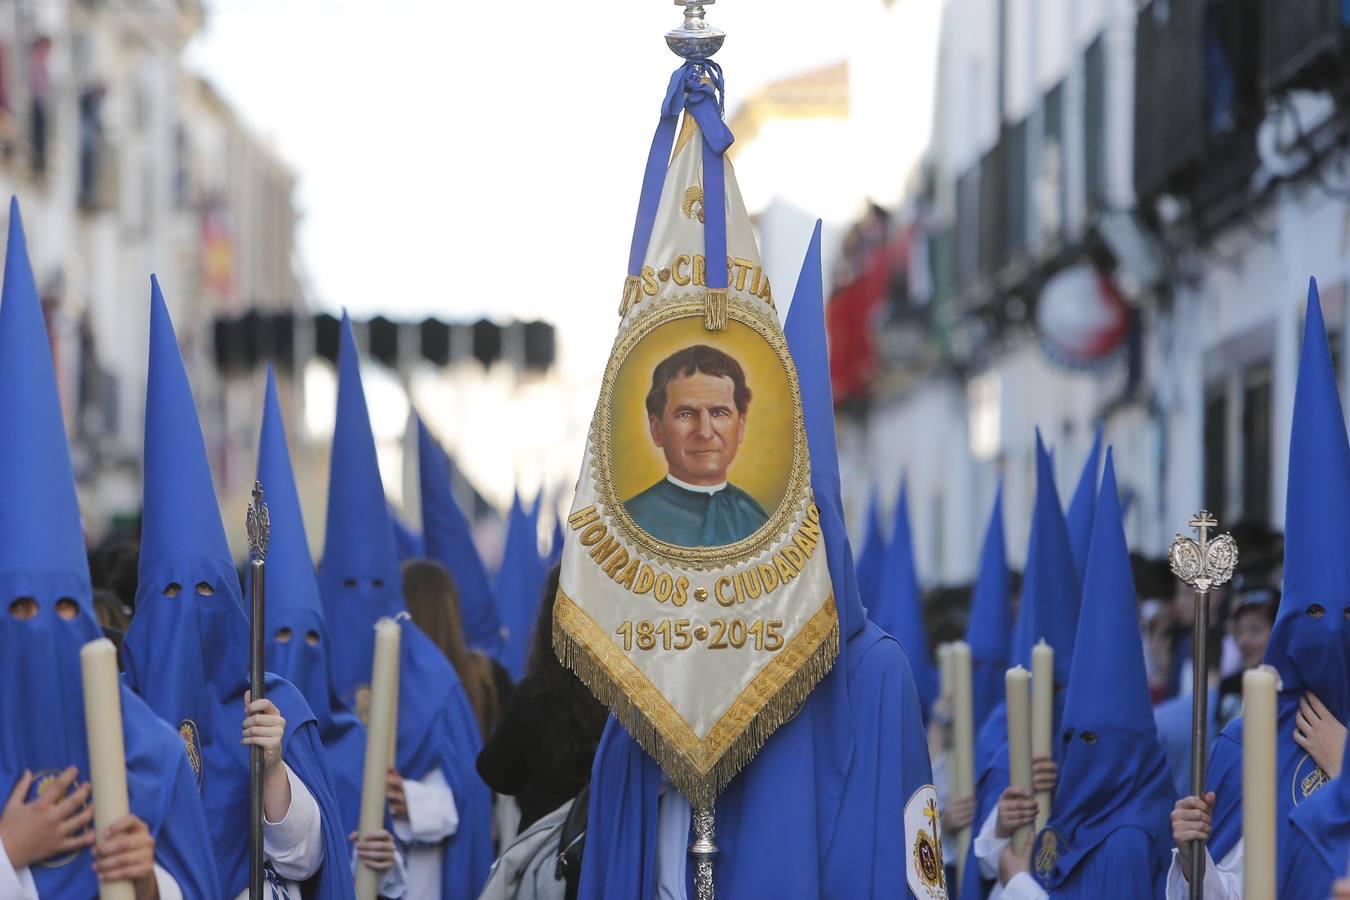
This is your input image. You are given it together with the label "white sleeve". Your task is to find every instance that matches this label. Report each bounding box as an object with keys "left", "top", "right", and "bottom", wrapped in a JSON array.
[
  {"left": 152, "top": 862, "right": 183, "bottom": 900},
  {"left": 1002, "top": 872, "right": 1049, "bottom": 900},
  {"left": 348, "top": 840, "right": 408, "bottom": 898},
  {"left": 1164, "top": 839, "right": 1243, "bottom": 900},
  {"left": 974, "top": 806, "right": 1009, "bottom": 880},
  {"left": 263, "top": 763, "right": 326, "bottom": 881},
  {"left": 391, "top": 768, "right": 458, "bottom": 844},
  {"left": 0, "top": 836, "right": 35, "bottom": 900}
]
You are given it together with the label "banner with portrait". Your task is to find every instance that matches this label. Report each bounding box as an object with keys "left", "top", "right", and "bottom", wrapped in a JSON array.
[{"left": 555, "top": 63, "right": 837, "bottom": 807}]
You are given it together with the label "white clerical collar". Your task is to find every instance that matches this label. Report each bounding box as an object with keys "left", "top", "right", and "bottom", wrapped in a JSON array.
[{"left": 667, "top": 474, "right": 726, "bottom": 495}]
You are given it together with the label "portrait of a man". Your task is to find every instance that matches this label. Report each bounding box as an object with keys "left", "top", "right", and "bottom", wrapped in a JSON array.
[{"left": 624, "top": 344, "right": 769, "bottom": 546}]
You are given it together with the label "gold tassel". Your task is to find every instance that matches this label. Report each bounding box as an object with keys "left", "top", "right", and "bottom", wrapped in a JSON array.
[
  {"left": 554, "top": 597, "right": 840, "bottom": 807},
  {"left": 618, "top": 275, "right": 643, "bottom": 318},
  {"left": 703, "top": 288, "right": 729, "bottom": 332}
]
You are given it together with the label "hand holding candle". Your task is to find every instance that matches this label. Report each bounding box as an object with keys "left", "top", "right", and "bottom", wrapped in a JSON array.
[
  {"left": 1005, "top": 666, "right": 1034, "bottom": 853},
  {"left": 81, "top": 638, "right": 135, "bottom": 900},
  {"left": 1031, "top": 639, "right": 1054, "bottom": 831},
  {"left": 356, "top": 618, "right": 401, "bottom": 900}
]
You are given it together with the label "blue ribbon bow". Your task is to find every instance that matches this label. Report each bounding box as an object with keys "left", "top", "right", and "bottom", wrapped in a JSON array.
[{"left": 626, "top": 60, "right": 734, "bottom": 292}]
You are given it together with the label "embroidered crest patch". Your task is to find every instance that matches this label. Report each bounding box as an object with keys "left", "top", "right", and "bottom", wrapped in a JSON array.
[
  {"left": 178, "top": 719, "right": 203, "bottom": 790},
  {"left": 904, "top": 785, "right": 949, "bottom": 899}
]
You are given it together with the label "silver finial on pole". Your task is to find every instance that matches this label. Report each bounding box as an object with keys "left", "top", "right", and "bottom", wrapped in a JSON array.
[{"left": 666, "top": 0, "right": 725, "bottom": 60}]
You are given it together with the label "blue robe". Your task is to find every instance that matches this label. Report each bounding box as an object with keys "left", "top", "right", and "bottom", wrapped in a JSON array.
[
  {"left": 578, "top": 622, "right": 934, "bottom": 899},
  {"left": 1279, "top": 770, "right": 1350, "bottom": 900},
  {"left": 624, "top": 478, "right": 767, "bottom": 547}
]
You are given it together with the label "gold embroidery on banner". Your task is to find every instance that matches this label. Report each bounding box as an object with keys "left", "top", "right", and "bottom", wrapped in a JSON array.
[
  {"left": 682, "top": 187, "right": 705, "bottom": 223},
  {"left": 590, "top": 298, "right": 812, "bottom": 571},
  {"left": 553, "top": 588, "right": 838, "bottom": 806},
  {"left": 673, "top": 110, "right": 699, "bottom": 159}
]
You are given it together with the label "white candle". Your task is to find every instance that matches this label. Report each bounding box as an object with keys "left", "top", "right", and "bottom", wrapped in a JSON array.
[
  {"left": 80, "top": 638, "right": 134, "bottom": 900},
  {"left": 387, "top": 632, "right": 400, "bottom": 772},
  {"left": 1243, "top": 666, "right": 1278, "bottom": 900},
  {"left": 949, "top": 641, "right": 974, "bottom": 887},
  {"left": 1031, "top": 639, "right": 1054, "bottom": 832},
  {"left": 938, "top": 642, "right": 955, "bottom": 711},
  {"left": 1006, "top": 666, "right": 1034, "bottom": 853},
  {"left": 356, "top": 618, "right": 401, "bottom": 900}
]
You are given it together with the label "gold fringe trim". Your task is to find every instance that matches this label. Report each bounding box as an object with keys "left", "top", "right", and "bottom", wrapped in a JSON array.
[
  {"left": 703, "top": 288, "right": 729, "bottom": 331},
  {"left": 553, "top": 589, "right": 839, "bottom": 807},
  {"left": 618, "top": 275, "right": 643, "bottom": 317}
]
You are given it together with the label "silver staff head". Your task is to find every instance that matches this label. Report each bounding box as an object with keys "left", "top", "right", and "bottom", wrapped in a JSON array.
[{"left": 666, "top": 0, "right": 725, "bottom": 60}]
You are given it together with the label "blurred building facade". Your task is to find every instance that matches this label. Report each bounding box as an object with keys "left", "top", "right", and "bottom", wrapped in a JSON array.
[
  {"left": 0, "top": 0, "right": 307, "bottom": 544},
  {"left": 821, "top": 0, "right": 1350, "bottom": 585}
]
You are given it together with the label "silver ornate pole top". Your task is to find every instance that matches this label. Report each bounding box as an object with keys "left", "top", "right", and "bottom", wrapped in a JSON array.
[{"left": 666, "top": 0, "right": 725, "bottom": 60}]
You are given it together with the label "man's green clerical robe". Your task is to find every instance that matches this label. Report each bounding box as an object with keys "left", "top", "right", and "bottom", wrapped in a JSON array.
[{"left": 625, "top": 477, "right": 768, "bottom": 547}]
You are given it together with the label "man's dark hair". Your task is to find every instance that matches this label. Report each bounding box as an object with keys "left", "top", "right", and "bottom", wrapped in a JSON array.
[{"left": 645, "top": 344, "right": 752, "bottom": 419}]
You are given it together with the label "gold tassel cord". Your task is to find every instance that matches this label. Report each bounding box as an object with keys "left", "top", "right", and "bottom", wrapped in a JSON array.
[
  {"left": 554, "top": 590, "right": 840, "bottom": 807},
  {"left": 619, "top": 275, "right": 644, "bottom": 318},
  {"left": 703, "top": 288, "right": 729, "bottom": 332}
]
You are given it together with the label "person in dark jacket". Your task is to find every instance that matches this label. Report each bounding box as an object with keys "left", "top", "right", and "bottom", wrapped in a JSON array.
[{"left": 477, "top": 565, "right": 607, "bottom": 831}]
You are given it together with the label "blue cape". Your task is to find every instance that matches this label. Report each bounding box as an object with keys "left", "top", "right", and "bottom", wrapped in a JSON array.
[
  {"left": 317, "top": 314, "right": 493, "bottom": 896},
  {"left": 494, "top": 491, "right": 547, "bottom": 679},
  {"left": 965, "top": 483, "right": 1009, "bottom": 732},
  {"left": 1279, "top": 720, "right": 1350, "bottom": 898},
  {"left": 417, "top": 415, "right": 505, "bottom": 658},
  {"left": 854, "top": 491, "right": 885, "bottom": 613},
  {"left": 579, "top": 220, "right": 934, "bottom": 898},
  {"left": 124, "top": 279, "right": 352, "bottom": 898},
  {"left": 1031, "top": 452, "right": 1173, "bottom": 896},
  {"left": 1209, "top": 279, "right": 1350, "bottom": 863},
  {"left": 870, "top": 482, "right": 937, "bottom": 718},
  {"left": 256, "top": 366, "right": 368, "bottom": 832},
  {"left": 0, "top": 199, "right": 220, "bottom": 899}
]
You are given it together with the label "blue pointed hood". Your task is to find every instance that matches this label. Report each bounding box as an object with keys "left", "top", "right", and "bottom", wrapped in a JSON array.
[
  {"left": 417, "top": 414, "right": 504, "bottom": 658},
  {"left": 1034, "top": 449, "right": 1173, "bottom": 891},
  {"left": 1264, "top": 277, "right": 1350, "bottom": 720},
  {"left": 1009, "top": 430, "right": 1082, "bottom": 681},
  {"left": 494, "top": 490, "right": 545, "bottom": 679},
  {"left": 0, "top": 195, "right": 104, "bottom": 790},
  {"left": 0, "top": 202, "right": 225, "bottom": 899},
  {"left": 854, "top": 490, "right": 886, "bottom": 613},
  {"left": 965, "top": 482, "right": 1010, "bottom": 730},
  {"left": 871, "top": 481, "right": 938, "bottom": 714},
  {"left": 1065, "top": 427, "right": 1102, "bottom": 582},
  {"left": 318, "top": 312, "right": 407, "bottom": 692},
  {"left": 255, "top": 366, "right": 368, "bottom": 830}
]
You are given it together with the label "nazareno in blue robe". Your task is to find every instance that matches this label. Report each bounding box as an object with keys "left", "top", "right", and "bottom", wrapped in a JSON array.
[
  {"left": 1278, "top": 715, "right": 1350, "bottom": 899},
  {"left": 318, "top": 312, "right": 494, "bottom": 897},
  {"left": 578, "top": 221, "right": 936, "bottom": 898},
  {"left": 123, "top": 278, "right": 354, "bottom": 899},
  {"left": 1206, "top": 280, "right": 1350, "bottom": 871},
  {"left": 0, "top": 200, "right": 221, "bottom": 898},
  {"left": 1028, "top": 453, "right": 1174, "bottom": 898},
  {"left": 961, "top": 433, "right": 1080, "bottom": 900},
  {"left": 624, "top": 478, "right": 768, "bottom": 547}
]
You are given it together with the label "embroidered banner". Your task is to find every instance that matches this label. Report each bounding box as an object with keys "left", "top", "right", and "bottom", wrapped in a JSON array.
[{"left": 555, "top": 62, "right": 837, "bottom": 806}]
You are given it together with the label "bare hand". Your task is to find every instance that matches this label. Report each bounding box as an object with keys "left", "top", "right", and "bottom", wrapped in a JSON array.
[
  {"left": 349, "top": 829, "right": 397, "bottom": 872},
  {"left": 93, "top": 814, "right": 158, "bottom": 900},
  {"left": 998, "top": 839, "right": 1032, "bottom": 885},
  {"left": 995, "top": 787, "right": 1038, "bottom": 839},
  {"left": 944, "top": 795, "right": 975, "bottom": 832},
  {"left": 1171, "top": 792, "right": 1214, "bottom": 878},
  {"left": 1332, "top": 876, "right": 1350, "bottom": 899},
  {"left": 1031, "top": 756, "right": 1058, "bottom": 795},
  {"left": 1295, "top": 692, "right": 1347, "bottom": 778},
  {"left": 242, "top": 691, "right": 286, "bottom": 773},
  {"left": 386, "top": 769, "right": 407, "bottom": 820},
  {"left": 0, "top": 768, "right": 95, "bottom": 868}
]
